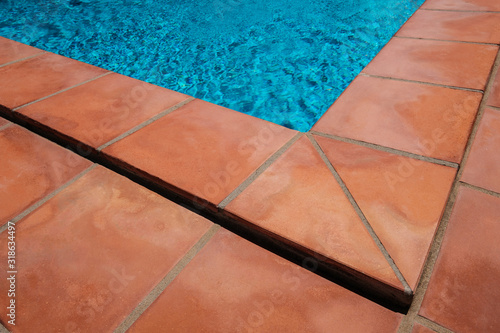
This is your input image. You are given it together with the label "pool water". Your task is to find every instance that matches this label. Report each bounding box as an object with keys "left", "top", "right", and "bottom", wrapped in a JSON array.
[{"left": 0, "top": 0, "right": 424, "bottom": 131}]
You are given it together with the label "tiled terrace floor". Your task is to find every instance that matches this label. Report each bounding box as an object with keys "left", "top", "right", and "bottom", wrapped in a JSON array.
[{"left": 0, "top": 0, "right": 500, "bottom": 331}]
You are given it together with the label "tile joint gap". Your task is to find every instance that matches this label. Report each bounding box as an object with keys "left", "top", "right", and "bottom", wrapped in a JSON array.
[
  {"left": 489, "top": 105, "right": 500, "bottom": 112},
  {"left": 0, "top": 122, "right": 13, "bottom": 132},
  {"left": 0, "top": 51, "right": 47, "bottom": 69},
  {"left": 459, "top": 181, "right": 500, "bottom": 198},
  {"left": 394, "top": 35, "right": 499, "bottom": 46},
  {"left": 415, "top": 315, "right": 454, "bottom": 333}
]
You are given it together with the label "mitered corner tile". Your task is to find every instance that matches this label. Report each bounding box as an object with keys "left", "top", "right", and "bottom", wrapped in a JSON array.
[
  {"left": 0, "top": 52, "right": 108, "bottom": 108},
  {"left": 102, "top": 99, "right": 297, "bottom": 205},
  {"left": 0, "top": 124, "right": 92, "bottom": 224},
  {"left": 315, "top": 136, "right": 456, "bottom": 289},
  {"left": 0, "top": 166, "right": 212, "bottom": 332},
  {"left": 129, "top": 229, "right": 403, "bottom": 332},
  {"left": 18, "top": 73, "right": 189, "bottom": 148},
  {"left": 420, "top": 186, "right": 500, "bottom": 332},
  {"left": 0, "top": 37, "right": 43, "bottom": 66},
  {"left": 362, "top": 38, "right": 497, "bottom": 90},
  {"left": 422, "top": 0, "right": 500, "bottom": 11},
  {"left": 488, "top": 69, "right": 500, "bottom": 108}
]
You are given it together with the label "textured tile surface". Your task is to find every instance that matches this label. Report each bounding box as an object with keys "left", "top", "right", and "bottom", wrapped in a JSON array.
[
  {"left": 103, "top": 99, "right": 296, "bottom": 205},
  {"left": 0, "top": 125, "right": 91, "bottom": 224},
  {"left": 397, "top": 10, "right": 500, "bottom": 44},
  {"left": 0, "top": 52, "right": 107, "bottom": 108},
  {"left": 129, "top": 229, "right": 403, "bottom": 333},
  {"left": 488, "top": 69, "right": 500, "bottom": 108},
  {"left": 362, "top": 38, "right": 498, "bottom": 90},
  {"left": 0, "top": 36, "right": 43, "bottom": 66},
  {"left": 19, "top": 73, "right": 189, "bottom": 148},
  {"left": 0, "top": 166, "right": 212, "bottom": 332},
  {"left": 421, "top": 0, "right": 500, "bottom": 11},
  {"left": 461, "top": 108, "right": 500, "bottom": 194},
  {"left": 420, "top": 187, "right": 500, "bottom": 332},
  {"left": 226, "top": 136, "right": 402, "bottom": 289},
  {"left": 315, "top": 136, "right": 456, "bottom": 289},
  {"left": 313, "top": 76, "right": 481, "bottom": 163}
]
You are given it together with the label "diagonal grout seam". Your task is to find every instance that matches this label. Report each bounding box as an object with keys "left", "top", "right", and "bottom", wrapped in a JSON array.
[
  {"left": 395, "top": 35, "right": 499, "bottom": 46},
  {"left": 489, "top": 105, "right": 500, "bottom": 112},
  {"left": 113, "top": 224, "right": 221, "bottom": 333},
  {"left": 0, "top": 51, "right": 47, "bottom": 69},
  {"left": 459, "top": 181, "right": 500, "bottom": 199},
  {"left": 307, "top": 133, "right": 412, "bottom": 294},
  {"left": 12, "top": 71, "right": 112, "bottom": 111},
  {"left": 0, "top": 122, "right": 13, "bottom": 132},
  {"left": 97, "top": 97, "right": 196, "bottom": 151},
  {"left": 309, "top": 130, "right": 458, "bottom": 168},
  {"left": 420, "top": 8, "right": 500, "bottom": 14},
  {"left": 218, "top": 132, "right": 303, "bottom": 209},
  {"left": 414, "top": 315, "right": 454, "bottom": 333},
  {"left": 0, "top": 164, "right": 96, "bottom": 233},
  {"left": 0, "top": 322, "right": 9, "bottom": 333}
]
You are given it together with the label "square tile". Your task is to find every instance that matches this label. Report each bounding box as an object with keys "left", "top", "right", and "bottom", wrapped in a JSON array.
[
  {"left": 397, "top": 10, "right": 500, "bottom": 44},
  {"left": 422, "top": 0, "right": 500, "bottom": 11},
  {"left": 420, "top": 186, "right": 500, "bottom": 332},
  {"left": 225, "top": 136, "right": 402, "bottom": 290},
  {"left": 362, "top": 38, "right": 498, "bottom": 90},
  {"left": 0, "top": 166, "right": 213, "bottom": 332},
  {"left": 0, "top": 52, "right": 108, "bottom": 108},
  {"left": 0, "top": 124, "right": 91, "bottom": 224},
  {"left": 102, "top": 99, "right": 296, "bottom": 205},
  {"left": 128, "top": 229, "right": 402, "bottom": 332},
  {"left": 18, "top": 73, "right": 189, "bottom": 148},
  {"left": 0, "top": 37, "right": 43, "bottom": 66},
  {"left": 488, "top": 68, "right": 500, "bottom": 108},
  {"left": 313, "top": 76, "right": 481, "bottom": 163},
  {"left": 461, "top": 108, "right": 500, "bottom": 194}
]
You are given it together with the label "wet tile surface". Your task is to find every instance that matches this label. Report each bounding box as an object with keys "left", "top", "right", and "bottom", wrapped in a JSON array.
[
  {"left": 315, "top": 136, "right": 456, "bottom": 289},
  {"left": 420, "top": 187, "right": 500, "bottom": 332},
  {"left": 103, "top": 99, "right": 296, "bottom": 205},
  {"left": 19, "top": 73, "right": 189, "bottom": 148},
  {"left": 313, "top": 76, "right": 481, "bottom": 163},
  {"left": 362, "top": 38, "right": 498, "bottom": 90},
  {"left": 0, "top": 124, "right": 91, "bottom": 224},
  {"left": 488, "top": 69, "right": 500, "bottom": 108},
  {"left": 225, "top": 136, "right": 402, "bottom": 289},
  {"left": 128, "top": 229, "right": 402, "bottom": 333},
  {"left": 0, "top": 166, "right": 212, "bottom": 332},
  {"left": 421, "top": 0, "right": 500, "bottom": 11},
  {"left": 461, "top": 108, "right": 500, "bottom": 194},
  {"left": 397, "top": 10, "right": 500, "bottom": 44},
  {"left": 0, "top": 36, "right": 43, "bottom": 66},
  {"left": 0, "top": 52, "right": 107, "bottom": 108}
]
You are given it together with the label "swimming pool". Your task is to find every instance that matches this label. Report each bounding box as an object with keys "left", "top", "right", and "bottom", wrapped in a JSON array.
[{"left": 0, "top": 0, "right": 424, "bottom": 131}]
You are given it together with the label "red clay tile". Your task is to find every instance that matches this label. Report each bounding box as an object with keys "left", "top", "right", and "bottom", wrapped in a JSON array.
[
  {"left": 0, "top": 117, "right": 8, "bottom": 127},
  {"left": 0, "top": 125, "right": 91, "bottom": 224},
  {"left": 313, "top": 76, "right": 481, "bottom": 163},
  {"left": 0, "top": 52, "right": 108, "bottom": 108},
  {"left": 488, "top": 69, "right": 500, "bottom": 108},
  {"left": 129, "top": 229, "right": 402, "bottom": 333},
  {"left": 225, "top": 136, "right": 402, "bottom": 289},
  {"left": 420, "top": 186, "right": 500, "bottom": 332},
  {"left": 0, "top": 37, "right": 43, "bottom": 66},
  {"left": 103, "top": 99, "right": 296, "bottom": 205},
  {"left": 362, "top": 38, "right": 498, "bottom": 90},
  {"left": 412, "top": 323, "right": 436, "bottom": 333},
  {"left": 18, "top": 73, "right": 189, "bottom": 148},
  {"left": 315, "top": 136, "right": 456, "bottom": 289},
  {"left": 0, "top": 166, "right": 212, "bottom": 332},
  {"left": 422, "top": 0, "right": 500, "bottom": 11},
  {"left": 397, "top": 10, "right": 500, "bottom": 44},
  {"left": 461, "top": 108, "right": 500, "bottom": 193}
]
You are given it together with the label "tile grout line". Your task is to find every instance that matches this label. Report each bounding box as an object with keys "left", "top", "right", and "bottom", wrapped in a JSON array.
[
  {"left": 414, "top": 315, "right": 454, "bottom": 333},
  {"left": 307, "top": 133, "right": 412, "bottom": 294},
  {"left": 113, "top": 224, "right": 221, "bottom": 333},
  {"left": 398, "top": 40, "right": 500, "bottom": 333},
  {"left": 310, "top": 130, "right": 458, "bottom": 169},
  {"left": 421, "top": 8, "right": 500, "bottom": 14},
  {"left": 459, "top": 181, "right": 500, "bottom": 199},
  {"left": 97, "top": 96, "right": 196, "bottom": 151},
  {"left": 0, "top": 51, "right": 47, "bottom": 69},
  {"left": 359, "top": 72, "right": 485, "bottom": 93},
  {"left": 395, "top": 35, "right": 499, "bottom": 46},
  {"left": 12, "top": 71, "right": 112, "bottom": 111},
  {"left": 218, "top": 132, "right": 303, "bottom": 209},
  {"left": 0, "top": 323, "right": 9, "bottom": 333},
  {"left": 489, "top": 105, "right": 500, "bottom": 111},
  {"left": 0, "top": 122, "right": 13, "bottom": 132},
  {"left": 0, "top": 164, "right": 96, "bottom": 233}
]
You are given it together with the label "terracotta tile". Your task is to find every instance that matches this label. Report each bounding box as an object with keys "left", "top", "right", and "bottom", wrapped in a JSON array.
[
  {"left": 18, "top": 73, "right": 189, "bottom": 148},
  {"left": 313, "top": 76, "right": 481, "bottom": 163},
  {"left": 0, "top": 117, "right": 8, "bottom": 127},
  {"left": 420, "top": 187, "right": 500, "bottom": 332},
  {"left": 0, "top": 37, "right": 43, "bottom": 66},
  {"left": 412, "top": 323, "right": 436, "bottom": 333},
  {"left": 103, "top": 99, "right": 296, "bottom": 205},
  {"left": 0, "top": 125, "right": 91, "bottom": 224},
  {"left": 397, "top": 10, "right": 500, "bottom": 44},
  {"left": 0, "top": 166, "right": 212, "bottom": 332},
  {"left": 462, "top": 108, "right": 500, "bottom": 193},
  {"left": 362, "top": 38, "right": 498, "bottom": 90},
  {"left": 129, "top": 229, "right": 402, "bottom": 333},
  {"left": 422, "top": 0, "right": 500, "bottom": 11},
  {"left": 0, "top": 52, "right": 108, "bottom": 108},
  {"left": 225, "top": 136, "right": 402, "bottom": 289},
  {"left": 488, "top": 69, "right": 500, "bottom": 108},
  {"left": 315, "top": 136, "right": 456, "bottom": 289}
]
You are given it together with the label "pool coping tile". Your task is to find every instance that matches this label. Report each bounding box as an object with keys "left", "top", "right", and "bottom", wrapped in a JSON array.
[
  {"left": 421, "top": 0, "right": 500, "bottom": 12},
  {"left": 0, "top": 36, "right": 45, "bottom": 67}
]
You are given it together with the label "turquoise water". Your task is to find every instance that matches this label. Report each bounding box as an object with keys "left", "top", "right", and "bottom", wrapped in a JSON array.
[{"left": 0, "top": 0, "right": 424, "bottom": 131}]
